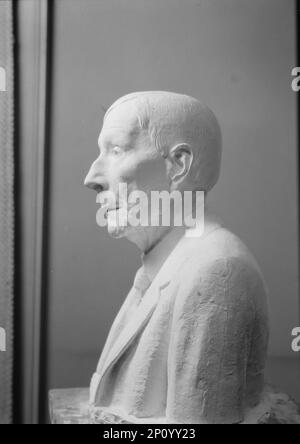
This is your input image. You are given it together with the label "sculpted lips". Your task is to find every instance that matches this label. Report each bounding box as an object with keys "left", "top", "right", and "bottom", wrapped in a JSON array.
[
  {"left": 106, "top": 207, "right": 120, "bottom": 213},
  {"left": 96, "top": 194, "right": 120, "bottom": 213},
  {"left": 101, "top": 206, "right": 121, "bottom": 220}
]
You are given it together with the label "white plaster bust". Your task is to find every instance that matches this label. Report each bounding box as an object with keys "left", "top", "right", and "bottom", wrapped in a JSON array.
[{"left": 84, "top": 91, "right": 269, "bottom": 424}]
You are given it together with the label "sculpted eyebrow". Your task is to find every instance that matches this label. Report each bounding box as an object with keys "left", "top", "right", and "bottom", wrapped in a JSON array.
[{"left": 99, "top": 125, "right": 140, "bottom": 149}]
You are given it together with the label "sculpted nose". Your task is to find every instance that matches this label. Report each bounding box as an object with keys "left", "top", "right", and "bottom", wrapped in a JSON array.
[{"left": 84, "top": 160, "right": 108, "bottom": 192}]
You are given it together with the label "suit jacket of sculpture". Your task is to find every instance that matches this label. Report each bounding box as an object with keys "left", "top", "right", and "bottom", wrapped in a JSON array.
[{"left": 90, "top": 221, "right": 269, "bottom": 424}]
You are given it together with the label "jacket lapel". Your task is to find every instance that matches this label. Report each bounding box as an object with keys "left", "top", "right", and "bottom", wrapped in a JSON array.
[
  {"left": 97, "top": 279, "right": 163, "bottom": 381},
  {"left": 95, "top": 283, "right": 141, "bottom": 375},
  {"left": 95, "top": 230, "right": 194, "bottom": 385}
]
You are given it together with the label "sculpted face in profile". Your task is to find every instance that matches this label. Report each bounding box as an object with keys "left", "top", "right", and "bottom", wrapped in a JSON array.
[
  {"left": 84, "top": 92, "right": 269, "bottom": 424},
  {"left": 85, "top": 92, "right": 221, "bottom": 248}
]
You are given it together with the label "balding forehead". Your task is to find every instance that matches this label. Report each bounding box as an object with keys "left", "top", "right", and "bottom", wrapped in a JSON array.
[
  {"left": 104, "top": 99, "right": 140, "bottom": 127},
  {"left": 102, "top": 91, "right": 222, "bottom": 149},
  {"left": 106, "top": 91, "right": 198, "bottom": 115},
  {"left": 104, "top": 91, "right": 165, "bottom": 118},
  {"left": 100, "top": 100, "right": 142, "bottom": 146}
]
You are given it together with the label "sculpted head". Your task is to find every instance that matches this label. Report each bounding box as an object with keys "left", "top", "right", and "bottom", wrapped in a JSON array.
[{"left": 84, "top": 91, "right": 222, "bottom": 250}]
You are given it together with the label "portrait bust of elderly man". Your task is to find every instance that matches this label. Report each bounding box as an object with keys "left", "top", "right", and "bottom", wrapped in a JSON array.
[{"left": 84, "top": 91, "right": 269, "bottom": 424}]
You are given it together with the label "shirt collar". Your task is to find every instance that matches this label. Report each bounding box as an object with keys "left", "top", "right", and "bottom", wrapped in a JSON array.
[{"left": 141, "top": 226, "right": 185, "bottom": 283}]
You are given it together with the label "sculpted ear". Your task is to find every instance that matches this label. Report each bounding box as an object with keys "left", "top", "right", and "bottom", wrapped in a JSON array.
[{"left": 167, "top": 143, "right": 193, "bottom": 188}]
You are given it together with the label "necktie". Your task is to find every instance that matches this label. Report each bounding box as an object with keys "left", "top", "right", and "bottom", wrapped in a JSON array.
[
  {"left": 132, "top": 267, "right": 151, "bottom": 306},
  {"left": 96, "top": 267, "right": 151, "bottom": 373},
  {"left": 133, "top": 266, "right": 151, "bottom": 294}
]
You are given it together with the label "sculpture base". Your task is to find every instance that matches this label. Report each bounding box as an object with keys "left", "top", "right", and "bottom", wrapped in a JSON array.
[
  {"left": 49, "top": 385, "right": 300, "bottom": 424},
  {"left": 49, "top": 388, "right": 90, "bottom": 424}
]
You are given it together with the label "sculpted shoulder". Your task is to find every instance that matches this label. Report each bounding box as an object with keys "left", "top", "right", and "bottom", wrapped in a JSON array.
[
  {"left": 183, "top": 226, "right": 263, "bottom": 275},
  {"left": 175, "top": 226, "right": 268, "bottom": 310}
]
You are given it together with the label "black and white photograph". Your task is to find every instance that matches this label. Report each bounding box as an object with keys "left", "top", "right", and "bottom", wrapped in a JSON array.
[{"left": 0, "top": 0, "right": 299, "bottom": 427}]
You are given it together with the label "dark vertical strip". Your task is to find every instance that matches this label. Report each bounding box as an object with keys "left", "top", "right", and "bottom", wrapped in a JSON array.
[
  {"left": 11, "top": 0, "right": 52, "bottom": 423},
  {"left": 297, "top": 1, "right": 300, "bottom": 326},
  {"left": 12, "top": 0, "right": 21, "bottom": 425},
  {"left": 38, "top": 0, "right": 54, "bottom": 424}
]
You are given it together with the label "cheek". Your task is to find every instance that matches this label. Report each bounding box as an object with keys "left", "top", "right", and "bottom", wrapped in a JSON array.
[
  {"left": 104, "top": 160, "right": 132, "bottom": 188},
  {"left": 108, "top": 155, "right": 169, "bottom": 192},
  {"left": 133, "top": 157, "right": 169, "bottom": 192}
]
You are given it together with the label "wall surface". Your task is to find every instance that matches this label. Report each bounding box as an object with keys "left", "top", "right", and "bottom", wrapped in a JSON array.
[{"left": 46, "top": 0, "right": 299, "bottom": 410}]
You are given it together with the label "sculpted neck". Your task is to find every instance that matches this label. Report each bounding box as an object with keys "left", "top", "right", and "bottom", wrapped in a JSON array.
[{"left": 126, "top": 226, "right": 173, "bottom": 254}]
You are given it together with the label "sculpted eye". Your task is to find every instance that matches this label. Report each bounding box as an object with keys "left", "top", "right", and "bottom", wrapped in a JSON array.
[{"left": 112, "top": 146, "right": 123, "bottom": 156}]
